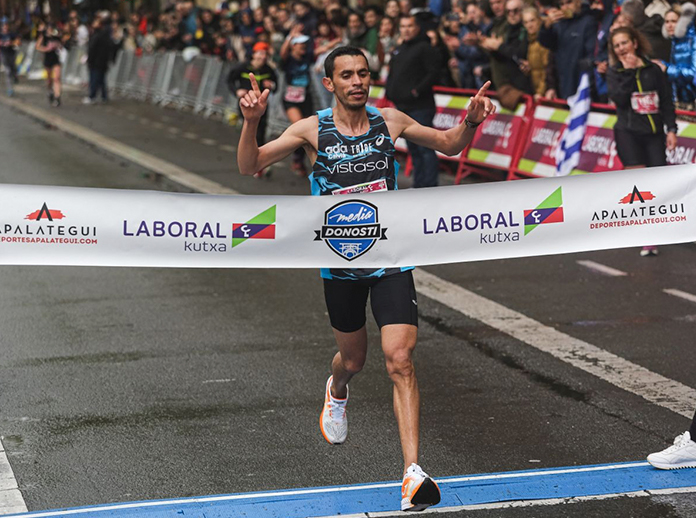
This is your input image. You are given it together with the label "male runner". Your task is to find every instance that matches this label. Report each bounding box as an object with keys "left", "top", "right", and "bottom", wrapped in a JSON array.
[{"left": 237, "top": 46, "right": 494, "bottom": 512}]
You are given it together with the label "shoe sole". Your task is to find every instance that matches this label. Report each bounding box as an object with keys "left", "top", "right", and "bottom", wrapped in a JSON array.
[
  {"left": 648, "top": 460, "right": 696, "bottom": 470},
  {"left": 402, "top": 478, "right": 441, "bottom": 512}
]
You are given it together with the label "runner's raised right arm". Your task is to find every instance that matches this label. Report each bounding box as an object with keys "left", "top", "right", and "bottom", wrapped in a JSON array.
[{"left": 237, "top": 73, "right": 316, "bottom": 175}]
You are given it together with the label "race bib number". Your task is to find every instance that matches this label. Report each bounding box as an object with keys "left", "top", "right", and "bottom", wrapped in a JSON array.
[
  {"left": 631, "top": 91, "right": 659, "bottom": 115},
  {"left": 332, "top": 179, "right": 388, "bottom": 195},
  {"left": 284, "top": 85, "right": 306, "bottom": 104}
]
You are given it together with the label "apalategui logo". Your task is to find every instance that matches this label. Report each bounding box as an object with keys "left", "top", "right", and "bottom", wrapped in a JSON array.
[
  {"left": 0, "top": 202, "right": 98, "bottom": 245},
  {"left": 590, "top": 186, "right": 686, "bottom": 229}
]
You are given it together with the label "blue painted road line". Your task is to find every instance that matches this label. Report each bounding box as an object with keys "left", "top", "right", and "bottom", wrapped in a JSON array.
[{"left": 8, "top": 461, "right": 696, "bottom": 518}]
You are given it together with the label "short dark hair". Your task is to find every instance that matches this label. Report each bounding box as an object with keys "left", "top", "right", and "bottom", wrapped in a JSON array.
[{"left": 324, "top": 46, "right": 368, "bottom": 78}]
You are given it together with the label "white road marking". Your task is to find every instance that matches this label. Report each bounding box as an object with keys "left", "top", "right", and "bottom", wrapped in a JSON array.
[
  {"left": 182, "top": 132, "right": 198, "bottom": 140},
  {"left": 139, "top": 118, "right": 149, "bottom": 125},
  {"left": 414, "top": 269, "right": 696, "bottom": 418},
  {"left": 219, "top": 145, "right": 236, "bottom": 153},
  {"left": 202, "top": 379, "right": 231, "bottom": 384},
  {"left": 0, "top": 97, "right": 238, "bottom": 195},
  {"left": 200, "top": 138, "right": 217, "bottom": 146},
  {"left": 0, "top": 442, "right": 27, "bottom": 514},
  {"left": 151, "top": 122, "right": 164, "bottom": 129},
  {"left": 577, "top": 260, "right": 627, "bottom": 277},
  {"left": 664, "top": 289, "right": 696, "bottom": 304}
]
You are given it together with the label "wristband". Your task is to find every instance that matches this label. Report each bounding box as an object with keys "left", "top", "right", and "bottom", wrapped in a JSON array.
[{"left": 464, "top": 116, "right": 481, "bottom": 128}]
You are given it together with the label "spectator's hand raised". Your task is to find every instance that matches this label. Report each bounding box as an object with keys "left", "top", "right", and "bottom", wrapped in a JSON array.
[
  {"left": 651, "top": 59, "right": 667, "bottom": 72},
  {"left": 466, "top": 81, "right": 496, "bottom": 124},
  {"left": 544, "top": 8, "right": 565, "bottom": 27},
  {"left": 239, "top": 73, "right": 270, "bottom": 121},
  {"left": 479, "top": 35, "right": 503, "bottom": 51}
]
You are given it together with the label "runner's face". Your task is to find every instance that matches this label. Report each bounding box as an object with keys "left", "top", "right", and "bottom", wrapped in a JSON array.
[{"left": 329, "top": 55, "right": 370, "bottom": 110}]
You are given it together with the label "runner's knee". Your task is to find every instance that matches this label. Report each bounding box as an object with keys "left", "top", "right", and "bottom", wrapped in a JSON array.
[{"left": 385, "top": 350, "right": 414, "bottom": 379}]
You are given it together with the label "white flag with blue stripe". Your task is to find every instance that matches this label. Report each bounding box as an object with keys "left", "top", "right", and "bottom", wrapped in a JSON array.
[{"left": 555, "top": 73, "right": 591, "bottom": 176}]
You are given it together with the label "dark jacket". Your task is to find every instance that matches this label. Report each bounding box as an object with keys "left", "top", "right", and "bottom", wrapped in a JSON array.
[
  {"left": 539, "top": 5, "right": 597, "bottom": 99},
  {"left": 494, "top": 22, "right": 532, "bottom": 93},
  {"left": 87, "top": 27, "right": 113, "bottom": 71},
  {"left": 227, "top": 62, "right": 278, "bottom": 94},
  {"left": 637, "top": 14, "right": 672, "bottom": 61},
  {"left": 386, "top": 34, "right": 439, "bottom": 111},
  {"left": 607, "top": 58, "right": 677, "bottom": 135}
]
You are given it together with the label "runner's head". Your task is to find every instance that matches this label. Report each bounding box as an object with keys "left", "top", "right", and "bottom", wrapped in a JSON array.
[{"left": 322, "top": 46, "right": 370, "bottom": 111}]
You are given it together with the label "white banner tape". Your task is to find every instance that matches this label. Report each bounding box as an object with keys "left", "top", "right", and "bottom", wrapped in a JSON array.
[{"left": 0, "top": 165, "right": 694, "bottom": 268}]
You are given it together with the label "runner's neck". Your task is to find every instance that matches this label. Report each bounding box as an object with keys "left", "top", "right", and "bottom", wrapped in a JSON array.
[{"left": 331, "top": 104, "right": 370, "bottom": 137}]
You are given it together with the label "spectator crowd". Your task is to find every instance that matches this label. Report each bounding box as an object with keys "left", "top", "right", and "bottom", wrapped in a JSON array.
[{"left": 1, "top": 0, "right": 696, "bottom": 108}]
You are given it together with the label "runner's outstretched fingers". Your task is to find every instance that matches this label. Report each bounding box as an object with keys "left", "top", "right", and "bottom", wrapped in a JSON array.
[
  {"left": 466, "top": 81, "right": 496, "bottom": 125},
  {"left": 239, "top": 72, "right": 270, "bottom": 119}
]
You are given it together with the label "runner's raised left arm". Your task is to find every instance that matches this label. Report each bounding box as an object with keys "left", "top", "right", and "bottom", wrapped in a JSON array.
[{"left": 383, "top": 82, "right": 496, "bottom": 157}]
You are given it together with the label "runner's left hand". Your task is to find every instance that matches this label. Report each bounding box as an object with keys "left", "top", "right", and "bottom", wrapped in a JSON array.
[{"left": 466, "top": 81, "right": 495, "bottom": 125}]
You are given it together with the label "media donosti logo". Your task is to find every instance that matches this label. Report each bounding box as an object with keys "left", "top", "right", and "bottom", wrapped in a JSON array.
[
  {"left": 0, "top": 202, "right": 98, "bottom": 245},
  {"left": 314, "top": 200, "right": 387, "bottom": 261}
]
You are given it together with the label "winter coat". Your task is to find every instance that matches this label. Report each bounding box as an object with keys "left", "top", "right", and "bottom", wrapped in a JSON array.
[
  {"left": 386, "top": 34, "right": 440, "bottom": 111},
  {"left": 662, "top": 2, "right": 696, "bottom": 103},
  {"left": 455, "top": 22, "right": 489, "bottom": 88},
  {"left": 526, "top": 33, "right": 552, "bottom": 96},
  {"left": 637, "top": 14, "right": 672, "bottom": 61},
  {"left": 538, "top": 4, "right": 597, "bottom": 99},
  {"left": 607, "top": 58, "right": 677, "bottom": 135},
  {"left": 494, "top": 22, "right": 532, "bottom": 93},
  {"left": 87, "top": 27, "right": 113, "bottom": 72}
]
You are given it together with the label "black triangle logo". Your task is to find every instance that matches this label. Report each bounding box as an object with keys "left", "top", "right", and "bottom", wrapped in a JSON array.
[
  {"left": 36, "top": 202, "right": 53, "bottom": 221},
  {"left": 629, "top": 186, "right": 645, "bottom": 204}
]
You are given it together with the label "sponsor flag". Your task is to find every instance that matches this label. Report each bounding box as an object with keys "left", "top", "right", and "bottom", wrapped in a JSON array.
[
  {"left": 232, "top": 205, "right": 276, "bottom": 248},
  {"left": 524, "top": 187, "right": 564, "bottom": 235},
  {"left": 555, "top": 73, "right": 591, "bottom": 176}
]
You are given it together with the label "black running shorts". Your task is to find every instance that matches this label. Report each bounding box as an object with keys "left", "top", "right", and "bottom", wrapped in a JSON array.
[{"left": 323, "top": 270, "right": 419, "bottom": 333}]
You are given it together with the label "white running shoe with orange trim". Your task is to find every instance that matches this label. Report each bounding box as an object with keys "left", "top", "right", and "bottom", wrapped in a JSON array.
[
  {"left": 319, "top": 376, "right": 348, "bottom": 444},
  {"left": 401, "top": 463, "right": 441, "bottom": 512}
]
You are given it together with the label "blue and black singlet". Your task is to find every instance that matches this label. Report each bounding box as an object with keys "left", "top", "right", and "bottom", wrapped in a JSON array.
[{"left": 310, "top": 106, "right": 413, "bottom": 281}]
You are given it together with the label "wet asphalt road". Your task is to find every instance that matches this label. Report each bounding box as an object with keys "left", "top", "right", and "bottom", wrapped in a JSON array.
[{"left": 1, "top": 84, "right": 696, "bottom": 517}]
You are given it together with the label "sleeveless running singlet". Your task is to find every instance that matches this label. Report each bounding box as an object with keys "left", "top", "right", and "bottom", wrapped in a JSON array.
[{"left": 310, "top": 105, "right": 413, "bottom": 280}]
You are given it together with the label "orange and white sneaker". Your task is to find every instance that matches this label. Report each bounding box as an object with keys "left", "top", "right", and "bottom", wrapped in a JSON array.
[
  {"left": 401, "top": 463, "right": 441, "bottom": 512},
  {"left": 319, "top": 376, "right": 348, "bottom": 444}
]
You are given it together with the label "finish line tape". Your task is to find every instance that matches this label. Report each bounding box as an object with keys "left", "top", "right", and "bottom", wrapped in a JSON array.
[{"left": 0, "top": 165, "right": 693, "bottom": 268}]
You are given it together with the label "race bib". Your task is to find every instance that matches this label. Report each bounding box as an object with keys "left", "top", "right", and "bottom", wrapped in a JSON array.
[
  {"left": 332, "top": 179, "right": 388, "bottom": 195},
  {"left": 631, "top": 91, "right": 660, "bottom": 115},
  {"left": 284, "top": 85, "right": 306, "bottom": 103}
]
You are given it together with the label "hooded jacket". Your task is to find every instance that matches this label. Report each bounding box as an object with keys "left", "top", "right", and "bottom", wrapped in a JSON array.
[
  {"left": 607, "top": 58, "right": 677, "bottom": 135},
  {"left": 662, "top": 2, "right": 696, "bottom": 103}
]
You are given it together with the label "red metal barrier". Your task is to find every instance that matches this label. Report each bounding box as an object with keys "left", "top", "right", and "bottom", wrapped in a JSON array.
[{"left": 367, "top": 82, "right": 696, "bottom": 180}]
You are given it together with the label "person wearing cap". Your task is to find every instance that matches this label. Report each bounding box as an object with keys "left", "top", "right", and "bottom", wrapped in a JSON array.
[
  {"left": 228, "top": 41, "right": 278, "bottom": 178},
  {"left": 280, "top": 24, "right": 315, "bottom": 175},
  {"left": 0, "top": 18, "right": 20, "bottom": 97}
]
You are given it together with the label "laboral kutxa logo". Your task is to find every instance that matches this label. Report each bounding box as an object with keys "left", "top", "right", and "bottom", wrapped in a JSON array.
[
  {"left": 590, "top": 186, "right": 686, "bottom": 229},
  {"left": 232, "top": 205, "right": 276, "bottom": 248},
  {"left": 0, "top": 202, "right": 98, "bottom": 245},
  {"left": 523, "top": 187, "right": 564, "bottom": 235},
  {"left": 314, "top": 199, "right": 387, "bottom": 261},
  {"left": 123, "top": 205, "right": 276, "bottom": 252},
  {"left": 422, "top": 187, "right": 563, "bottom": 244}
]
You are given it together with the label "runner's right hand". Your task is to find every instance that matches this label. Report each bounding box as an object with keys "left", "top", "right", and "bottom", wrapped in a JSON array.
[{"left": 239, "top": 73, "right": 270, "bottom": 121}]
